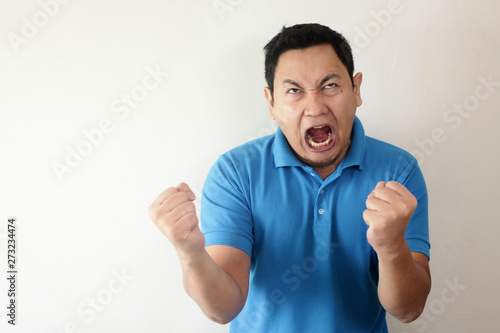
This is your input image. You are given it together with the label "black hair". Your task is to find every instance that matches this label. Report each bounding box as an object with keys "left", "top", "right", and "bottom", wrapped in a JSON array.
[{"left": 263, "top": 23, "right": 355, "bottom": 95}]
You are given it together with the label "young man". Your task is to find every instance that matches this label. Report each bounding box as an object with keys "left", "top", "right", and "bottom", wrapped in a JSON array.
[{"left": 149, "top": 23, "right": 431, "bottom": 332}]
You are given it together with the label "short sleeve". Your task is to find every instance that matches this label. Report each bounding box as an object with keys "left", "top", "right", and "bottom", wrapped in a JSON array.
[
  {"left": 396, "top": 158, "right": 431, "bottom": 260},
  {"left": 200, "top": 154, "right": 254, "bottom": 257}
]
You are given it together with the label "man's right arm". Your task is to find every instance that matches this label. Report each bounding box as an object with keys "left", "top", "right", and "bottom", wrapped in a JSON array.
[{"left": 148, "top": 183, "right": 250, "bottom": 324}]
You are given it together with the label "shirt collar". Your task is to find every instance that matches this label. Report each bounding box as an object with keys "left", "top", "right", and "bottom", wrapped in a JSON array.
[
  {"left": 342, "top": 116, "right": 366, "bottom": 170},
  {"left": 273, "top": 116, "right": 366, "bottom": 170}
]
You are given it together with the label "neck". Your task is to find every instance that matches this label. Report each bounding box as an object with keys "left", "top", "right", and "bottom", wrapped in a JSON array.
[
  {"left": 313, "top": 139, "right": 352, "bottom": 180},
  {"left": 314, "top": 165, "right": 338, "bottom": 180}
]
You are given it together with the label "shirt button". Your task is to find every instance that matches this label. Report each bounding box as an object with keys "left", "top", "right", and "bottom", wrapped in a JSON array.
[
  {"left": 320, "top": 190, "right": 325, "bottom": 194},
  {"left": 310, "top": 173, "right": 315, "bottom": 177},
  {"left": 318, "top": 208, "right": 325, "bottom": 215}
]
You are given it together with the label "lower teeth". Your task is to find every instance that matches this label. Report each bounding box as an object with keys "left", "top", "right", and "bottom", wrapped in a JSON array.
[{"left": 308, "top": 131, "right": 332, "bottom": 147}]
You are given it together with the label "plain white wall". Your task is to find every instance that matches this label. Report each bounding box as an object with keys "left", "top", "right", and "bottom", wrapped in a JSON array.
[{"left": 1, "top": 0, "right": 499, "bottom": 332}]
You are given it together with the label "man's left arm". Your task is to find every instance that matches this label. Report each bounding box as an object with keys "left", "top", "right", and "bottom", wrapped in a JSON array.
[{"left": 363, "top": 181, "right": 431, "bottom": 323}]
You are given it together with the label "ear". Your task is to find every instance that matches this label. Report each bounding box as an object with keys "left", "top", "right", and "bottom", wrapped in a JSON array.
[
  {"left": 264, "top": 87, "right": 275, "bottom": 120},
  {"left": 352, "top": 72, "right": 363, "bottom": 107}
]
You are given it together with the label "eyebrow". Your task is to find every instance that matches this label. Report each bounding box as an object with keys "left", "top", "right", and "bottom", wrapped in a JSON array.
[
  {"left": 282, "top": 78, "right": 305, "bottom": 89},
  {"left": 282, "top": 73, "right": 341, "bottom": 90},
  {"left": 319, "top": 73, "right": 341, "bottom": 86}
]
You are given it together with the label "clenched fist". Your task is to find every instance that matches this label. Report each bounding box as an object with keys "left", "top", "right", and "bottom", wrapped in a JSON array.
[
  {"left": 148, "top": 183, "right": 205, "bottom": 257},
  {"left": 363, "top": 181, "right": 418, "bottom": 256}
]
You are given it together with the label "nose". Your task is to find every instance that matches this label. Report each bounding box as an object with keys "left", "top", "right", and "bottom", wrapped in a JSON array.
[{"left": 304, "top": 90, "right": 328, "bottom": 117}]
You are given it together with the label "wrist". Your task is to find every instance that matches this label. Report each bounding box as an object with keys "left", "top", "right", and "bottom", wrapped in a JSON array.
[
  {"left": 177, "top": 246, "right": 209, "bottom": 269},
  {"left": 375, "top": 238, "right": 410, "bottom": 264}
]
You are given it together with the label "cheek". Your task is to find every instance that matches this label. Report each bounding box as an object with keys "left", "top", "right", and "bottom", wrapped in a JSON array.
[
  {"left": 275, "top": 105, "right": 303, "bottom": 127},
  {"left": 331, "top": 96, "right": 354, "bottom": 113},
  {"left": 279, "top": 103, "right": 302, "bottom": 119},
  {"left": 330, "top": 99, "right": 357, "bottom": 127},
  {"left": 274, "top": 116, "right": 304, "bottom": 146},
  {"left": 336, "top": 116, "right": 356, "bottom": 143},
  {"left": 272, "top": 101, "right": 307, "bottom": 142}
]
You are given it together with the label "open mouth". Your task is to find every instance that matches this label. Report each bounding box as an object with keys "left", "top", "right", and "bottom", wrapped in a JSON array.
[{"left": 305, "top": 125, "right": 335, "bottom": 152}]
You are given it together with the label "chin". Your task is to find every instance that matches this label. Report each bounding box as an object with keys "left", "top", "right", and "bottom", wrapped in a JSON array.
[{"left": 298, "top": 151, "right": 340, "bottom": 169}]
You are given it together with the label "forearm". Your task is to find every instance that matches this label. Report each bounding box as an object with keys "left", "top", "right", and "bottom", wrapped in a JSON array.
[
  {"left": 377, "top": 241, "right": 431, "bottom": 323},
  {"left": 178, "top": 249, "right": 245, "bottom": 324}
]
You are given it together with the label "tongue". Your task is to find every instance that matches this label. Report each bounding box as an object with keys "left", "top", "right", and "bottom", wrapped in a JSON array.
[{"left": 308, "top": 127, "right": 330, "bottom": 143}]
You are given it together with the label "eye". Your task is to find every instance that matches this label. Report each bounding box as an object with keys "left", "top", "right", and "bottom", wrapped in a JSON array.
[
  {"left": 322, "top": 82, "right": 339, "bottom": 96},
  {"left": 287, "top": 88, "right": 302, "bottom": 94}
]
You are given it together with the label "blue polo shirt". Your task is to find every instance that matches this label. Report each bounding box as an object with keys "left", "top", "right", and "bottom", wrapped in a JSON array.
[{"left": 200, "top": 116, "right": 430, "bottom": 332}]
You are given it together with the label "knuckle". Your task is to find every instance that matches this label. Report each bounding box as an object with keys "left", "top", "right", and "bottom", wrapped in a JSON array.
[
  {"left": 173, "top": 191, "right": 189, "bottom": 203},
  {"left": 169, "top": 202, "right": 194, "bottom": 223},
  {"left": 148, "top": 204, "right": 160, "bottom": 222},
  {"left": 410, "top": 196, "right": 418, "bottom": 209},
  {"left": 164, "top": 192, "right": 189, "bottom": 211},
  {"left": 387, "top": 180, "right": 400, "bottom": 189},
  {"left": 177, "top": 182, "right": 190, "bottom": 192},
  {"left": 147, "top": 203, "right": 155, "bottom": 219},
  {"left": 163, "top": 187, "right": 177, "bottom": 199},
  {"left": 176, "top": 202, "right": 196, "bottom": 217},
  {"left": 178, "top": 191, "right": 190, "bottom": 201}
]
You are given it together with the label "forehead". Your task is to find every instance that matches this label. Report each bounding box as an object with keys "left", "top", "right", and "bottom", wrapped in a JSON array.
[{"left": 274, "top": 44, "right": 347, "bottom": 84}]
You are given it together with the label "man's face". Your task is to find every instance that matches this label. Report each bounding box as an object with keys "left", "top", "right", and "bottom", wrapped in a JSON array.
[{"left": 264, "top": 44, "right": 363, "bottom": 177}]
